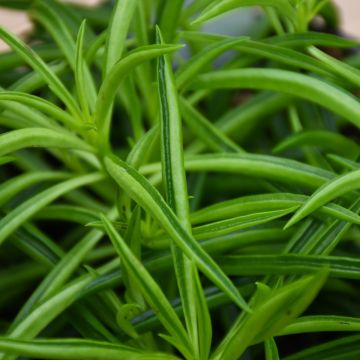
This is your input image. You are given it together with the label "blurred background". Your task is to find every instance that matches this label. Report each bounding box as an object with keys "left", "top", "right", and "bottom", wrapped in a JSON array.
[{"left": 0, "top": 0, "right": 359, "bottom": 52}]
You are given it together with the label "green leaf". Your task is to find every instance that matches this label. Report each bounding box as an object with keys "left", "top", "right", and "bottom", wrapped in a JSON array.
[
  {"left": 191, "top": 193, "right": 360, "bottom": 225},
  {"left": 265, "top": 31, "right": 360, "bottom": 48},
  {"left": 192, "top": 68, "right": 360, "bottom": 130},
  {"left": 283, "top": 334, "right": 360, "bottom": 360},
  {"left": 0, "top": 27, "right": 81, "bottom": 119},
  {"left": 4, "top": 274, "right": 93, "bottom": 342},
  {"left": 212, "top": 273, "right": 327, "bottom": 360},
  {"left": 0, "top": 173, "right": 104, "bottom": 246},
  {"left": 274, "top": 130, "right": 360, "bottom": 159},
  {"left": 75, "top": 20, "right": 91, "bottom": 120},
  {"left": 116, "top": 303, "right": 142, "bottom": 339},
  {"left": 126, "top": 125, "right": 160, "bottom": 169},
  {"left": 193, "top": 0, "right": 296, "bottom": 26},
  {"left": 34, "top": 205, "right": 99, "bottom": 225},
  {"left": 157, "top": 26, "right": 210, "bottom": 358},
  {"left": 192, "top": 208, "right": 297, "bottom": 240},
  {"left": 218, "top": 254, "right": 360, "bottom": 279},
  {"left": 0, "top": 337, "right": 180, "bottom": 359},
  {"left": 100, "top": 214, "right": 192, "bottom": 359},
  {"left": 279, "top": 315, "right": 360, "bottom": 335},
  {"left": 0, "top": 91, "right": 79, "bottom": 130},
  {"left": 176, "top": 37, "right": 248, "bottom": 89},
  {"left": 286, "top": 169, "right": 360, "bottom": 228},
  {"left": 31, "top": 0, "right": 97, "bottom": 111},
  {"left": 180, "top": 97, "right": 243, "bottom": 153},
  {"left": 0, "top": 171, "right": 70, "bottom": 207},
  {"left": 158, "top": 0, "right": 184, "bottom": 42},
  {"left": 141, "top": 153, "right": 335, "bottom": 189},
  {"left": 308, "top": 45, "right": 360, "bottom": 88},
  {"left": 103, "top": 0, "right": 139, "bottom": 75},
  {"left": 0, "top": 128, "right": 94, "bottom": 157},
  {"left": 94, "top": 44, "right": 183, "bottom": 151},
  {"left": 179, "top": 32, "right": 334, "bottom": 79},
  {"left": 104, "top": 155, "right": 251, "bottom": 312},
  {"left": 327, "top": 154, "right": 360, "bottom": 171},
  {"left": 122, "top": 207, "right": 145, "bottom": 307},
  {"left": 265, "top": 338, "right": 280, "bottom": 360}
]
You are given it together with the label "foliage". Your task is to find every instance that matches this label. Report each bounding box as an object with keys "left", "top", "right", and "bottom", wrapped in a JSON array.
[{"left": 0, "top": 0, "right": 359, "bottom": 359}]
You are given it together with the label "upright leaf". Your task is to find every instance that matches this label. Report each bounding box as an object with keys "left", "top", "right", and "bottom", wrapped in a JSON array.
[
  {"left": 101, "top": 214, "right": 192, "bottom": 359},
  {"left": 103, "top": 0, "right": 139, "bottom": 75},
  {"left": 104, "top": 155, "right": 250, "bottom": 312},
  {"left": 157, "top": 27, "right": 211, "bottom": 358}
]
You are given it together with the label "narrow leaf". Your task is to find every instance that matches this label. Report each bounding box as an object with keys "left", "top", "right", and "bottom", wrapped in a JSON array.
[
  {"left": 286, "top": 169, "right": 360, "bottom": 228},
  {"left": 104, "top": 155, "right": 251, "bottom": 312}
]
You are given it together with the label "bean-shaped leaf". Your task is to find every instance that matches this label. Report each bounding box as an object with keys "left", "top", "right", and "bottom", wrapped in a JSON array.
[
  {"left": 101, "top": 214, "right": 192, "bottom": 359},
  {"left": 192, "top": 68, "right": 360, "bottom": 130},
  {"left": 104, "top": 155, "right": 251, "bottom": 312},
  {"left": 286, "top": 169, "right": 360, "bottom": 228},
  {"left": 0, "top": 338, "right": 179, "bottom": 360}
]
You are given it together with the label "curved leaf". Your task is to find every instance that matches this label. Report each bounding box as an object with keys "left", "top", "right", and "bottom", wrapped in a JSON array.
[
  {"left": 0, "top": 338, "right": 179, "bottom": 360},
  {"left": 0, "top": 27, "right": 81, "bottom": 119},
  {"left": 0, "top": 173, "right": 104, "bottom": 246},
  {"left": 193, "top": 0, "right": 296, "bottom": 25},
  {"left": 279, "top": 315, "right": 360, "bottom": 336},
  {"left": 286, "top": 169, "right": 360, "bottom": 228},
  {"left": 0, "top": 91, "right": 78, "bottom": 129},
  {"left": 0, "top": 128, "right": 93, "bottom": 157},
  {"left": 94, "top": 44, "right": 183, "bottom": 150},
  {"left": 218, "top": 254, "right": 360, "bottom": 279},
  {"left": 274, "top": 130, "right": 360, "bottom": 159},
  {"left": 191, "top": 193, "right": 360, "bottom": 225},
  {"left": 0, "top": 171, "right": 70, "bottom": 207},
  {"left": 141, "top": 153, "right": 335, "bottom": 189},
  {"left": 192, "top": 68, "right": 360, "bottom": 130}
]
